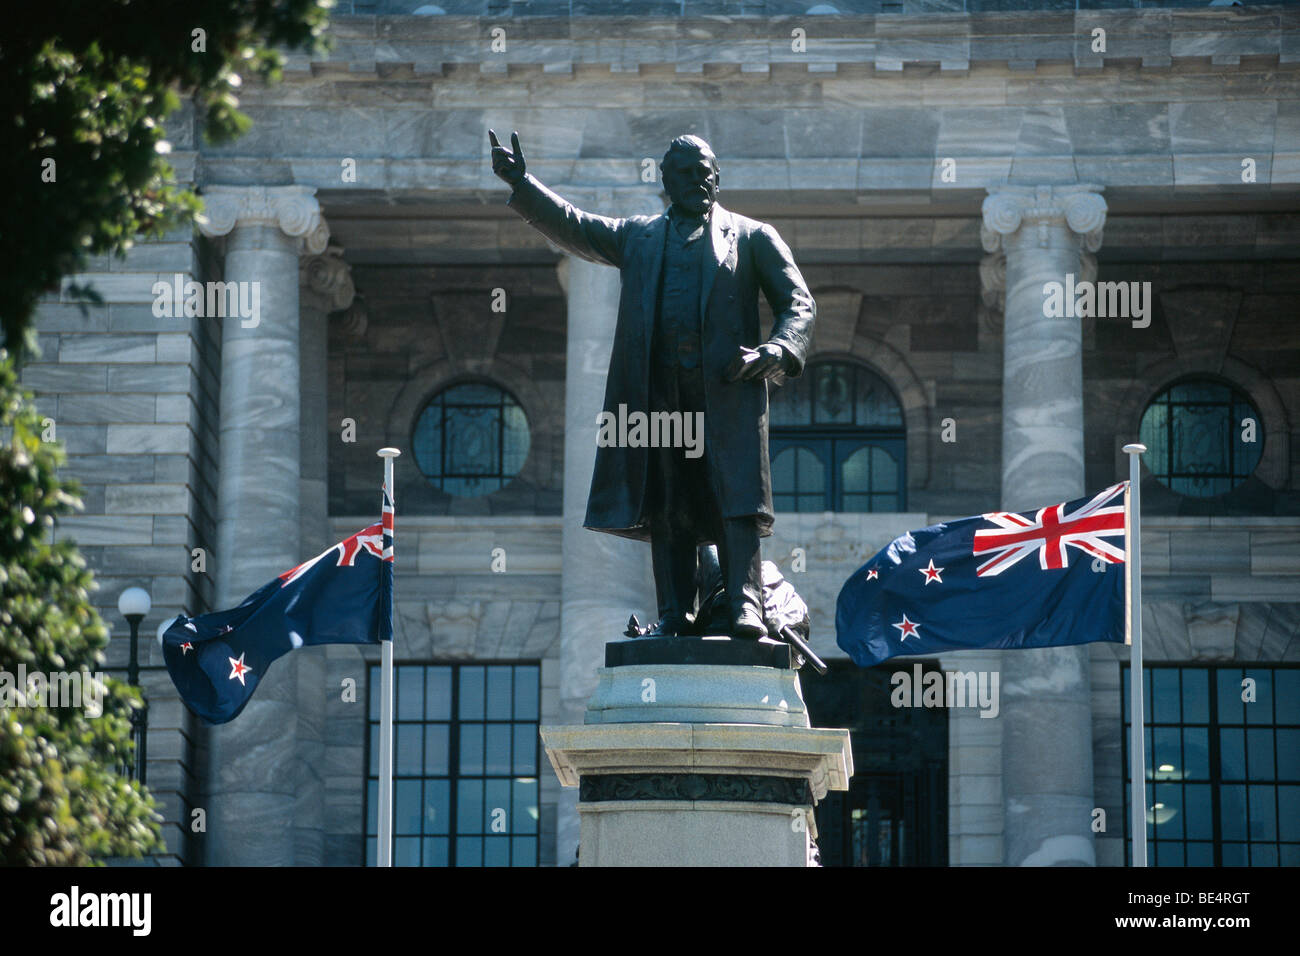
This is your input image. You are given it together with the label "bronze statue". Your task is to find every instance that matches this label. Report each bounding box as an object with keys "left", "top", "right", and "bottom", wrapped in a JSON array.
[{"left": 489, "top": 129, "right": 815, "bottom": 640}]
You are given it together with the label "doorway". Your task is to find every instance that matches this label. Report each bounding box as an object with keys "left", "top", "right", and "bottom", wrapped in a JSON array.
[{"left": 804, "top": 661, "right": 949, "bottom": 866}]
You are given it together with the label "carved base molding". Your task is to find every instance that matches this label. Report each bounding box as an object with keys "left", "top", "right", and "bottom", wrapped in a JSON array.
[{"left": 579, "top": 772, "right": 813, "bottom": 805}]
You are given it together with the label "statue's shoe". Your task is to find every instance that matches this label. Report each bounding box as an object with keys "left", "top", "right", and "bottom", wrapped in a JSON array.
[{"left": 730, "top": 604, "right": 766, "bottom": 640}]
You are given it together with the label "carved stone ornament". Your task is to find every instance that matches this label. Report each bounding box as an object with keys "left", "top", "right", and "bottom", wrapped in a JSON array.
[
  {"left": 300, "top": 245, "right": 356, "bottom": 313},
  {"left": 979, "top": 252, "right": 1006, "bottom": 309},
  {"left": 338, "top": 297, "right": 369, "bottom": 341}
]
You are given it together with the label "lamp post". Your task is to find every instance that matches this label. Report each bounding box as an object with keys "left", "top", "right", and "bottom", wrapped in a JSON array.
[{"left": 117, "top": 587, "right": 152, "bottom": 785}]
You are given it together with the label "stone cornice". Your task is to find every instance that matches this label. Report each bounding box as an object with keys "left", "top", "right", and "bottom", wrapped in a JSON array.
[
  {"left": 275, "top": 8, "right": 1300, "bottom": 77},
  {"left": 198, "top": 184, "right": 330, "bottom": 254}
]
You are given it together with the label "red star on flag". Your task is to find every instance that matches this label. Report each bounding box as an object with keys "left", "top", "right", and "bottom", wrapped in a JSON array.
[
  {"left": 180, "top": 642, "right": 194, "bottom": 655},
  {"left": 919, "top": 559, "right": 944, "bottom": 585},
  {"left": 228, "top": 653, "right": 252, "bottom": 685},
  {"left": 866, "top": 569, "right": 879, "bottom": 581},
  {"left": 893, "top": 614, "right": 921, "bottom": 642}
]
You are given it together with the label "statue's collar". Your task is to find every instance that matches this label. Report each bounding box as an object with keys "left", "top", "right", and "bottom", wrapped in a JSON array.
[
  {"left": 667, "top": 203, "right": 712, "bottom": 227},
  {"left": 668, "top": 204, "right": 720, "bottom": 245}
]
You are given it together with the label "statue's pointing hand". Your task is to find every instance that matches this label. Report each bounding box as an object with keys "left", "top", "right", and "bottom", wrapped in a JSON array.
[{"left": 488, "top": 129, "right": 526, "bottom": 187}]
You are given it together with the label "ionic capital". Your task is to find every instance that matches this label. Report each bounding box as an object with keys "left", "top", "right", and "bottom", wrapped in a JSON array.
[
  {"left": 198, "top": 184, "right": 330, "bottom": 254},
  {"left": 980, "top": 184, "right": 1107, "bottom": 254}
]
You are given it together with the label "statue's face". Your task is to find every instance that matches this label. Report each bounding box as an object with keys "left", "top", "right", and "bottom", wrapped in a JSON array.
[{"left": 662, "top": 147, "right": 719, "bottom": 217}]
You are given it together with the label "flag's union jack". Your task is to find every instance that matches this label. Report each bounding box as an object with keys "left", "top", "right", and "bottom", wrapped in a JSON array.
[
  {"left": 278, "top": 524, "right": 385, "bottom": 587},
  {"left": 972, "top": 482, "right": 1126, "bottom": 577},
  {"left": 837, "top": 484, "right": 1128, "bottom": 667},
  {"left": 382, "top": 483, "right": 394, "bottom": 563}
]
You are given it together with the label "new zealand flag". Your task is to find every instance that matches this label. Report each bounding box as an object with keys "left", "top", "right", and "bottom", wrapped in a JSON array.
[
  {"left": 163, "top": 490, "right": 395, "bottom": 724},
  {"left": 836, "top": 483, "right": 1128, "bottom": 668}
]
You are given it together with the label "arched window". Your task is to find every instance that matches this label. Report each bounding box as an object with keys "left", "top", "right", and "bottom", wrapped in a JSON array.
[
  {"left": 412, "top": 381, "right": 530, "bottom": 497},
  {"left": 1138, "top": 379, "right": 1263, "bottom": 498},
  {"left": 769, "top": 361, "right": 905, "bottom": 512}
]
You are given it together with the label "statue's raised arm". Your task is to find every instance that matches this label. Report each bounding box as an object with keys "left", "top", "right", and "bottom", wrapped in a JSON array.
[{"left": 488, "top": 128, "right": 628, "bottom": 269}]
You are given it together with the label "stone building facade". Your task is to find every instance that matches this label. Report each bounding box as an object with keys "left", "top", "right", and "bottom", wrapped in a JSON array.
[{"left": 23, "top": 2, "right": 1300, "bottom": 866}]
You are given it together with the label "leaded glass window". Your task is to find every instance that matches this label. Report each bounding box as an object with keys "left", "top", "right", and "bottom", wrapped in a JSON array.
[
  {"left": 1138, "top": 380, "right": 1263, "bottom": 498},
  {"left": 770, "top": 362, "right": 905, "bottom": 512},
  {"left": 412, "top": 382, "right": 530, "bottom": 497}
]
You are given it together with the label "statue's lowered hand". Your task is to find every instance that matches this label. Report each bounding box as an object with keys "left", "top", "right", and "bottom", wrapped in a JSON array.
[
  {"left": 488, "top": 129, "right": 526, "bottom": 186},
  {"left": 725, "top": 343, "right": 788, "bottom": 383}
]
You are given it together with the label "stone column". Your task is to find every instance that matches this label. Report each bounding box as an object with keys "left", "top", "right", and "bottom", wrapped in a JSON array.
[
  {"left": 981, "top": 184, "right": 1107, "bottom": 867},
  {"left": 555, "top": 189, "right": 661, "bottom": 864},
  {"left": 197, "top": 185, "right": 330, "bottom": 866},
  {"left": 294, "top": 244, "right": 355, "bottom": 867}
]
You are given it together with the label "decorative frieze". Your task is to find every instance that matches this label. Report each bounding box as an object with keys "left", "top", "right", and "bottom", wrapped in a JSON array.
[{"left": 579, "top": 773, "right": 814, "bottom": 806}]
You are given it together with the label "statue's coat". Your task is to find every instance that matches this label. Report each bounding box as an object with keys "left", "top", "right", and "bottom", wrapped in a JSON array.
[{"left": 508, "top": 174, "right": 816, "bottom": 542}]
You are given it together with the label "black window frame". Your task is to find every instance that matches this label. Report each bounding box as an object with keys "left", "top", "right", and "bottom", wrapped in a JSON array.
[
  {"left": 1121, "top": 662, "right": 1300, "bottom": 867},
  {"left": 769, "top": 360, "right": 907, "bottom": 513},
  {"left": 363, "top": 660, "right": 543, "bottom": 868}
]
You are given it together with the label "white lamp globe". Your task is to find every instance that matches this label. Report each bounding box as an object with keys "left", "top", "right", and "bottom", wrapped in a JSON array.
[
  {"left": 117, "top": 586, "right": 152, "bottom": 619},
  {"left": 156, "top": 616, "right": 180, "bottom": 647}
]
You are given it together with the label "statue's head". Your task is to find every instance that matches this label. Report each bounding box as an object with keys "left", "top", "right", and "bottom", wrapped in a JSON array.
[{"left": 660, "top": 135, "right": 720, "bottom": 217}]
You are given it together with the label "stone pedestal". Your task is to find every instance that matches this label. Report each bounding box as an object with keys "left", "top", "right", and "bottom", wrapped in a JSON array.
[{"left": 541, "top": 636, "right": 852, "bottom": 867}]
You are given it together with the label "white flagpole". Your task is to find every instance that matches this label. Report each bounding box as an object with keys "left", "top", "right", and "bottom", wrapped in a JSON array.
[
  {"left": 1123, "top": 443, "right": 1147, "bottom": 867},
  {"left": 377, "top": 447, "right": 401, "bottom": 867}
]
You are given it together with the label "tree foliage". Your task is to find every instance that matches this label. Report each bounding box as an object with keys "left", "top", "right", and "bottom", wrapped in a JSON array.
[
  {"left": 0, "top": 353, "right": 163, "bottom": 864},
  {"left": 0, "top": 0, "right": 335, "bottom": 354},
  {"left": 0, "top": 1, "right": 335, "bottom": 862}
]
